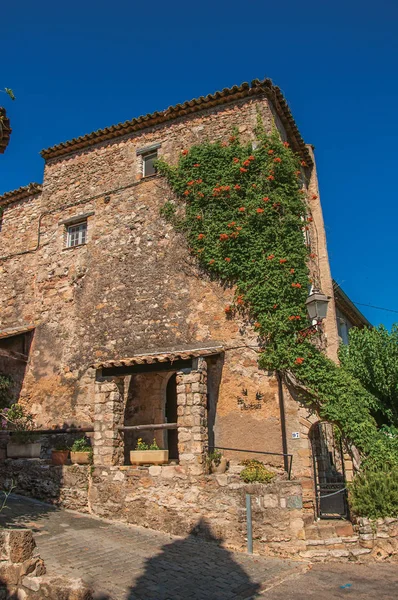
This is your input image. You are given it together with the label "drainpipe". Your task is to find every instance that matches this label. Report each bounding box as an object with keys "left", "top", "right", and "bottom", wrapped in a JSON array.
[{"left": 277, "top": 371, "right": 289, "bottom": 475}]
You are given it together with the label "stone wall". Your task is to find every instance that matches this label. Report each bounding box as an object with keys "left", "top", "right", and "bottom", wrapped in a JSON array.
[
  {"left": 0, "top": 528, "right": 91, "bottom": 599},
  {"left": 0, "top": 461, "right": 89, "bottom": 512},
  {"left": 88, "top": 464, "right": 306, "bottom": 557},
  {"left": 0, "top": 459, "right": 396, "bottom": 562},
  {"left": 301, "top": 516, "right": 398, "bottom": 562}
]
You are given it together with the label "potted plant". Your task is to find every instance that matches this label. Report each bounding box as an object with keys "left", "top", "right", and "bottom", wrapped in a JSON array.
[
  {"left": 130, "top": 438, "right": 168, "bottom": 465},
  {"left": 207, "top": 449, "right": 228, "bottom": 474},
  {"left": 51, "top": 441, "right": 70, "bottom": 465},
  {"left": 70, "top": 438, "right": 92, "bottom": 465},
  {"left": 1, "top": 404, "right": 41, "bottom": 459}
]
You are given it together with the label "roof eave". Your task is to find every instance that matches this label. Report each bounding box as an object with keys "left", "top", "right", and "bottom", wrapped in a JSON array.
[
  {"left": 40, "top": 78, "right": 313, "bottom": 165},
  {"left": 0, "top": 183, "right": 42, "bottom": 207}
]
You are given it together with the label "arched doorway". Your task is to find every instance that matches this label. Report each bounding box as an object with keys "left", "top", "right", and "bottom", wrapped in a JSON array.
[
  {"left": 165, "top": 373, "right": 179, "bottom": 461},
  {"left": 309, "top": 422, "right": 348, "bottom": 519}
]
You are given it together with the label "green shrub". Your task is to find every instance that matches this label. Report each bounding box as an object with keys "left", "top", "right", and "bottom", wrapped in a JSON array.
[
  {"left": 349, "top": 468, "right": 398, "bottom": 519},
  {"left": 240, "top": 459, "right": 276, "bottom": 483},
  {"left": 71, "top": 438, "right": 91, "bottom": 452},
  {"left": 207, "top": 449, "right": 222, "bottom": 468}
]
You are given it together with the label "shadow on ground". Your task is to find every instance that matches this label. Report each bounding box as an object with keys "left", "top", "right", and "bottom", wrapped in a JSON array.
[{"left": 120, "top": 519, "right": 262, "bottom": 600}]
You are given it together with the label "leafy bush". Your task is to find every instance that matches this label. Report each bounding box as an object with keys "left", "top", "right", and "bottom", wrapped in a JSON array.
[
  {"left": 71, "top": 438, "right": 91, "bottom": 452},
  {"left": 0, "top": 373, "right": 12, "bottom": 408},
  {"left": 349, "top": 468, "right": 398, "bottom": 519},
  {"left": 0, "top": 404, "right": 37, "bottom": 443},
  {"left": 240, "top": 459, "right": 276, "bottom": 483},
  {"left": 207, "top": 449, "right": 222, "bottom": 467},
  {"left": 53, "top": 441, "right": 70, "bottom": 452}
]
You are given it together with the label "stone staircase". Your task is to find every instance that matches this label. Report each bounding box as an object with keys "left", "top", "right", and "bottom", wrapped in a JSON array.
[{"left": 300, "top": 518, "right": 372, "bottom": 561}]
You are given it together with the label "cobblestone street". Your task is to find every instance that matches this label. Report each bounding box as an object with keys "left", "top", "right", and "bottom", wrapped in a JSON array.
[{"left": 2, "top": 495, "right": 305, "bottom": 599}]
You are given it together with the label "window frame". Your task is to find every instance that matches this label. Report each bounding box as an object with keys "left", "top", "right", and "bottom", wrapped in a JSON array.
[
  {"left": 66, "top": 221, "right": 88, "bottom": 248},
  {"left": 142, "top": 151, "right": 158, "bottom": 178}
]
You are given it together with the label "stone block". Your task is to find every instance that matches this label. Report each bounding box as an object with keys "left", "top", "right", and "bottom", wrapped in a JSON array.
[
  {"left": 350, "top": 547, "right": 371, "bottom": 556},
  {"left": 263, "top": 494, "right": 278, "bottom": 508},
  {"left": 216, "top": 474, "right": 228, "bottom": 487},
  {"left": 148, "top": 465, "right": 161, "bottom": 476},
  {"left": 286, "top": 495, "right": 303, "bottom": 509},
  {"left": 8, "top": 530, "right": 36, "bottom": 563},
  {"left": 20, "top": 557, "right": 46, "bottom": 577},
  {"left": 329, "top": 549, "right": 350, "bottom": 558},
  {"left": 21, "top": 576, "right": 41, "bottom": 592},
  {"left": 335, "top": 523, "right": 354, "bottom": 537},
  {"left": 0, "top": 563, "right": 21, "bottom": 585}
]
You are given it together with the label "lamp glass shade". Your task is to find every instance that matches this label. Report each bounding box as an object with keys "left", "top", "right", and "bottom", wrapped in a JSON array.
[{"left": 305, "top": 291, "right": 329, "bottom": 321}]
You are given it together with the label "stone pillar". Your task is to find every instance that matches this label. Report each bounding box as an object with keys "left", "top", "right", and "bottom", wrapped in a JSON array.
[
  {"left": 176, "top": 357, "right": 208, "bottom": 475},
  {"left": 93, "top": 377, "right": 124, "bottom": 466}
]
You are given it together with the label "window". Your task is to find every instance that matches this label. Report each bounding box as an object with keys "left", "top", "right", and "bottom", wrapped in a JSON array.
[
  {"left": 143, "top": 151, "right": 157, "bottom": 177},
  {"left": 67, "top": 222, "right": 87, "bottom": 247}
]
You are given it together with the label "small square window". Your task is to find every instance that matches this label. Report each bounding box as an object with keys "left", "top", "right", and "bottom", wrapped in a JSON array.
[
  {"left": 143, "top": 151, "right": 157, "bottom": 177},
  {"left": 67, "top": 222, "right": 87, "bottom": 248}
]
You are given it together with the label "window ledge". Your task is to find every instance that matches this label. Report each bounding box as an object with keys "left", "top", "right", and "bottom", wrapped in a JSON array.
[
  {"left": 62, "top": 243, "right": 87, "bottom": 252},
  {"left": 59, "top": 212, "right": 94, "bottom": 226}
]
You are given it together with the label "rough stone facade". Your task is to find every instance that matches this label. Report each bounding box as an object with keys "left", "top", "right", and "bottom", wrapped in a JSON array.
[{"left": 0, "top": 80, "right": 343, "bottom": 526}]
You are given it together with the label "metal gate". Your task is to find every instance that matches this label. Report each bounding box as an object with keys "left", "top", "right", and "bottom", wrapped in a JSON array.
[{"left": 310, "top": 422, "right": 348, "bottom": 519}]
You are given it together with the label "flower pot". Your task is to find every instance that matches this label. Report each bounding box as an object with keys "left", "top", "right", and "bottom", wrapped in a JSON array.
[
  {"left": 130, "top": 450, "right": 169, "bottom": 465},
  {"left": 7, "top": 442, "right": 42, "bottom": 459},
  {"left": 211, "top": 457, "right": 228, "bottom": 474},
  {"left": 51, "top": 450, "right": 69, "bottom": 465},
  {"left": 70, "top": 451, "right": 91, "bottom": 465}
]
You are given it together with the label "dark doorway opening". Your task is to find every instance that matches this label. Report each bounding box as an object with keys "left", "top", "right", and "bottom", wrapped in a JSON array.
[
  {"left": 165, "top": 374, "right": 179, "bottom": 461},
  {"left": 310, "top": 421, "right": 348, "bottom": 519}
]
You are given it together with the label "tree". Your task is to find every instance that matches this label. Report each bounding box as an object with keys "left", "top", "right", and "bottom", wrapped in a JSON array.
[{"left": 339, "top": 325, "right": 398, "bottom": 427}]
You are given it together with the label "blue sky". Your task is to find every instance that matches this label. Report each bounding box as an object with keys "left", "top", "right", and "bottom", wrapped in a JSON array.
[{"left": 2, "top": 0, "right": 397, "bottom": 328}]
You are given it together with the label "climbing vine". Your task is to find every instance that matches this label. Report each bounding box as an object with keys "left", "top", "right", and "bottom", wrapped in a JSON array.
[{"left": 157, "top": 119, "right": 398, "bottom": 470}]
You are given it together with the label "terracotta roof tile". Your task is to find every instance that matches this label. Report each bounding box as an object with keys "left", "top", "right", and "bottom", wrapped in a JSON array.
[
  {"left": 0, "top": 183, "right": 42, "bottom": 207},
  {"left": 93, "top": 346, "right": 224, "bottom": 369},
  {"left": 41, "top": 78, "right": 312, "bottom": 165}
]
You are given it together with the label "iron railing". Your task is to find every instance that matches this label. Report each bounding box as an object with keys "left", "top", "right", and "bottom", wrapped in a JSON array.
[{"left": 207, "top": 446, "right": 293, "bottom": 480}]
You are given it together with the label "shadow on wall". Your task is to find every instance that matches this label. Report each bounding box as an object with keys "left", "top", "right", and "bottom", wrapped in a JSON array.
[{"left": 123, "top": 519, "right": 261, "bottom": 600}]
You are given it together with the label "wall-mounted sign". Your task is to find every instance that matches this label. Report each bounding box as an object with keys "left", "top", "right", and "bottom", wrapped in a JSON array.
[
  {"left": 237, "top": 388, "right": 263, "bottom": 410},
  {"left": 292, "top": 432, "right": 300, "bottom": 439}
]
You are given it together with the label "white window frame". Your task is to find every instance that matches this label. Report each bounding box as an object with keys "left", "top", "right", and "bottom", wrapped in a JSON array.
[
  {"left": 142, "top": 151, "right": 158, "bottom": 177},
  {"left": 66, "top": 221, "right": 87, "bottom": 248}
]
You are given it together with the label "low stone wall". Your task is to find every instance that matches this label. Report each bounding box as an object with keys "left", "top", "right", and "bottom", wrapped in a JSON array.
[
  {"left": 0, "top": 460, "right": 89, "bottom": 512},
  {"left": 301, "top": 516, "right": 398, "bottom": 562},
  {"left": 0, "top": 529, "right": 91, "bottom": 599},
  {"left": 1, "top": 460, "right": 397, "bottom": 562},
  {"left": 89, "top": 464, "right": 306, "bottom": 556}
]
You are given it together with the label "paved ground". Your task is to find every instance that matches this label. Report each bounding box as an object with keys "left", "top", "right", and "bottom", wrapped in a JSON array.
[
  {"left": 262, "top": 562, "right": 398, "bottom": 600},
  {"left": 2, "top": 495, "right": 304, "bottom": 600},
  {"left": 2, "top": 495, "right": 397, "bottom": 600}
]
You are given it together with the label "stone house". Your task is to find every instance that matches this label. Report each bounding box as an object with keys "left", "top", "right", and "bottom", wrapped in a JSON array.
[{"left": 0, "top": 79, "right": 374, "bottom": 555}]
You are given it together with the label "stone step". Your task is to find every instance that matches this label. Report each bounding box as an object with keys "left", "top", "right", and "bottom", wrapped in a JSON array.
[{"left": 304, "top": 519, "right": 354, "bottom": 541}]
